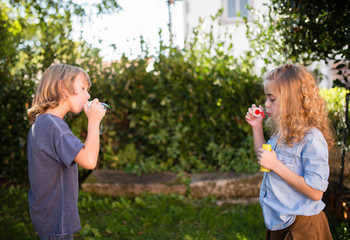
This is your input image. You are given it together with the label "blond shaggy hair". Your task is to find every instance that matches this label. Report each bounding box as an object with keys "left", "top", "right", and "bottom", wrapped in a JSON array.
[
  {"left": 264, "top": 64, "right": 334, "bottom": 149},
  {"left": 28, "top": 64, "right": 91, "bottom": 123}
]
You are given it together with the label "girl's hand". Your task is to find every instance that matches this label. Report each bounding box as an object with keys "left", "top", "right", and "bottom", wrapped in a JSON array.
[
  {"left": 245, "top": 104, "right": 264, "bottom": 128},
  {"left": 84, "top": 98, "right": 106, "bottom": 123},
  {"left": 257, "top": 148, "right": 279, "bottom": 171}
]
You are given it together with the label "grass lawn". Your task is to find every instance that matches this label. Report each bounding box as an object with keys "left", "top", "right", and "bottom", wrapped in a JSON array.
[{"left": 1, "top": 185, "right": 348, "bottom": 240}]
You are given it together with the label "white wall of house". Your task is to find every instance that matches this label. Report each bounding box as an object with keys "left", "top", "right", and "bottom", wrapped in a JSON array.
[
  {"left": 181, "top": 0, "right": 333, "bottom": 88},
  {"left": 183, "top": 0, "right": 269, "bottom": 57}
]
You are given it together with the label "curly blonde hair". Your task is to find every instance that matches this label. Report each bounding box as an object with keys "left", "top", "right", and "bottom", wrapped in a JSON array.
[
  {"left": 264, "top": 64, "right": 334, "bottom": 149},
  {"left": 28, "top": 64, "right": 91, "bottom": 123}
]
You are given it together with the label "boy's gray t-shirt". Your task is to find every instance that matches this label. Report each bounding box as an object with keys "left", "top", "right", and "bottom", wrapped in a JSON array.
[{"left": 27, "top": 113, "right": 84, "bottom": 235}]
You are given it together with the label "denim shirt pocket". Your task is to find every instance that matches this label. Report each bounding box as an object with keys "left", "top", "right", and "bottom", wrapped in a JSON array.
[{"left": 276, "top": 152, "right": 297, "bottom": 171}]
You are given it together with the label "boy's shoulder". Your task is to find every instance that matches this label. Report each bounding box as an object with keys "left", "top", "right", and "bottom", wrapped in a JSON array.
[
  {"left": 34, "top": 114, "right": 70, "bottom": 134},
  {"left": 36, "top": 113, "right": 67, "bottom": 126}
]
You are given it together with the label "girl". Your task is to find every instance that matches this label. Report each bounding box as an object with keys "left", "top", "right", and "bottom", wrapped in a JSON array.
[
  {"left": 245, "top": 64, "right": 334, "bottom": 239},
  {"left": 27, "top": 64, "right": 106, "bottom": 239}
]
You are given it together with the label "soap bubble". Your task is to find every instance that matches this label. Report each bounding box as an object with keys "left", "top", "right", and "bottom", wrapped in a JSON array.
[{"left": 99, "top": 103, "right": 111, "bottom": 135}]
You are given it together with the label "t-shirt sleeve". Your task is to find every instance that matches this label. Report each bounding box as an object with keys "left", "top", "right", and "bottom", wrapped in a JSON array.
[
  {"left": 301, "top": 131, "right": 329, "bottom": 192},
  {"left": 55, "top": 130, "right": 84, "bottom": 167}
]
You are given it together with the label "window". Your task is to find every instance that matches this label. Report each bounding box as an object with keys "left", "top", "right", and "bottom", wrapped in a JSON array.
[{"left": 225, "top": 0, "right": 249, "bottom": 20}]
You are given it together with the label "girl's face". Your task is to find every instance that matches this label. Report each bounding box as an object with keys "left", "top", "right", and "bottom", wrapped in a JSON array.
[
  {"left": 264, "top": 84, "right": 278, "bottom": 119},
  {"left": 67, "top": 73, "right": 90, "bottom": 114}
]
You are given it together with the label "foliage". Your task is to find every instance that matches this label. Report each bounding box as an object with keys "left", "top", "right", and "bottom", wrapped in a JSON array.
[
  {"left": 274, "top": 1, "right": 348, "bottom": 62},
  {"left": 246, "top": 0, "right": 350, "bottom": 77},
  {"left": 0, "top": 0, "right": 119, "bottom": 183},
  {"left": 319, "top": 87, "right": 350, "bottom": 146},
  {"left": 2, "top": 2, "right": 264, "bottom": 183},
  {"left": 271, "top": 0, "right": 350, "bottom": 88},
  {"left": 73, "top": 15, "right": 265, "bottom": 175}
]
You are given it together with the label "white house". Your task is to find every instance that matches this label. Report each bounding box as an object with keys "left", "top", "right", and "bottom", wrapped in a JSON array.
[
  {"left": 181, "top": 0, "right": 333, "bottom": 88},
  {"left": 182, "top": 0, "right": 269, "bottom": 57}
]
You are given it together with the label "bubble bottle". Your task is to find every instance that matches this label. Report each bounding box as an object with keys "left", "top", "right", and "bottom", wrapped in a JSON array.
[
  {"left": 88, "top": 101, "right": 112, "bottom": 135},
  {"left": 261, "top": 144, "right": 271, "bottom": 172}
]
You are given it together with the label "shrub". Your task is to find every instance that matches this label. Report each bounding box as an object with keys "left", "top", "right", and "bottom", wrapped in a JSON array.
[
  {"left": 319, "top": 87, "right": 350, "bottom": 146},
  {"left": 72, "top": 16, "right": 265, "bottom": 175},
  {"left": 2, "top": 10, "right": 265, "bottom": 182}
]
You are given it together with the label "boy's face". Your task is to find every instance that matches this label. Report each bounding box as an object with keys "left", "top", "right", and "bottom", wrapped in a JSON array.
[{"left": 67, "top": 73, "right": 90, "bottom": 114}]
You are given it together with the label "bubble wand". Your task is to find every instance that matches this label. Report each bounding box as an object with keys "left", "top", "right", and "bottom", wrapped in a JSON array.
[{"left": 253, "top": 108, "right": 265, "bottom": 118}]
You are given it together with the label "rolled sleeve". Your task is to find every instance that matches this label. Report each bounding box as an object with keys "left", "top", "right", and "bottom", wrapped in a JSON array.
[{"left": 301, "top": 131, "right": 329, "bottom": 192}]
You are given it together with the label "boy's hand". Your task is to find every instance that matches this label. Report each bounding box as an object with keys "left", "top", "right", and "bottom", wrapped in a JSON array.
[
  {"left": 84, "top": 98, "right": 106, "bottom": 123},
  {"left": 245, "top": 104, "right": 264, "bottom": 128}
]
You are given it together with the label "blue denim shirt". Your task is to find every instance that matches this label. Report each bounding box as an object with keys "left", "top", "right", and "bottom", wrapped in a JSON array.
[{"left": 260, "top": 128, "right": 329, "bottom": 230}]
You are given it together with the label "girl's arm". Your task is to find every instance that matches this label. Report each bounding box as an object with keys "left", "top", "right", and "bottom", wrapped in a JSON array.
[
  {"left": 251, "top": 125, "right": 266, "bottom": 157},
  {"left": 74, "top": 100, "right": 105, "bottom": 169},
  {"left": 245, "top": 104, "right": 266, "bottom": 156},
  {"left": 259, "top": 149, "right": 324, "bottom": 201}
]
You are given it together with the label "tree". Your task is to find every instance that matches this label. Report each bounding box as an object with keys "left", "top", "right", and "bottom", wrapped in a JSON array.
[
  {"left": 247, "top": 0, "right": 349, "bottom": 66},
  {"left": 0, "top": 0, "right": 120, "bottom": 183}
]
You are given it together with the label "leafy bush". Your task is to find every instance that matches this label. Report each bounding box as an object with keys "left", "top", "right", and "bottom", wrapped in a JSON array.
[
  {"left": 319, "top": 87, "right": 350, "bottom": 147},
  {"left": 72, "top": 16, "right": 265, "bottom": 175},
  {"left": 2, "top": 8, "right": 265, "bottom": 183},
  {"left": 0, "top": 1, "right": 118, "bottom": 183}
]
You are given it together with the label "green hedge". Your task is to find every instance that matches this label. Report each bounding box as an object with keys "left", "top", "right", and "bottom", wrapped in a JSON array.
[
  {"left": 5, "top": 39, "right": 347, "bottom": 183},
  {"left": 3, "top": 44, "right": 347, "bottom": 183},
  {"left": 1, "top": 14, "right": 266, "bottom": 183},
  {"left": 71, "top": 31, "right": 265, "bottom": 175}
]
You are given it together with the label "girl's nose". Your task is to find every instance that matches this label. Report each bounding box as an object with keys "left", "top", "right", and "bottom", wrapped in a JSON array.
[{"left": 265, "top": 100, "right": 269, "bottom": 108}]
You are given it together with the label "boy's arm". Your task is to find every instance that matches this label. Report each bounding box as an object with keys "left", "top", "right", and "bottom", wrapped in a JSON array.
[
  {"left": 74, "top": 120, "right": 100, "bottom": 169},
  {"left": 74, "top": 100, "right": 105, "bottom": 169}
]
